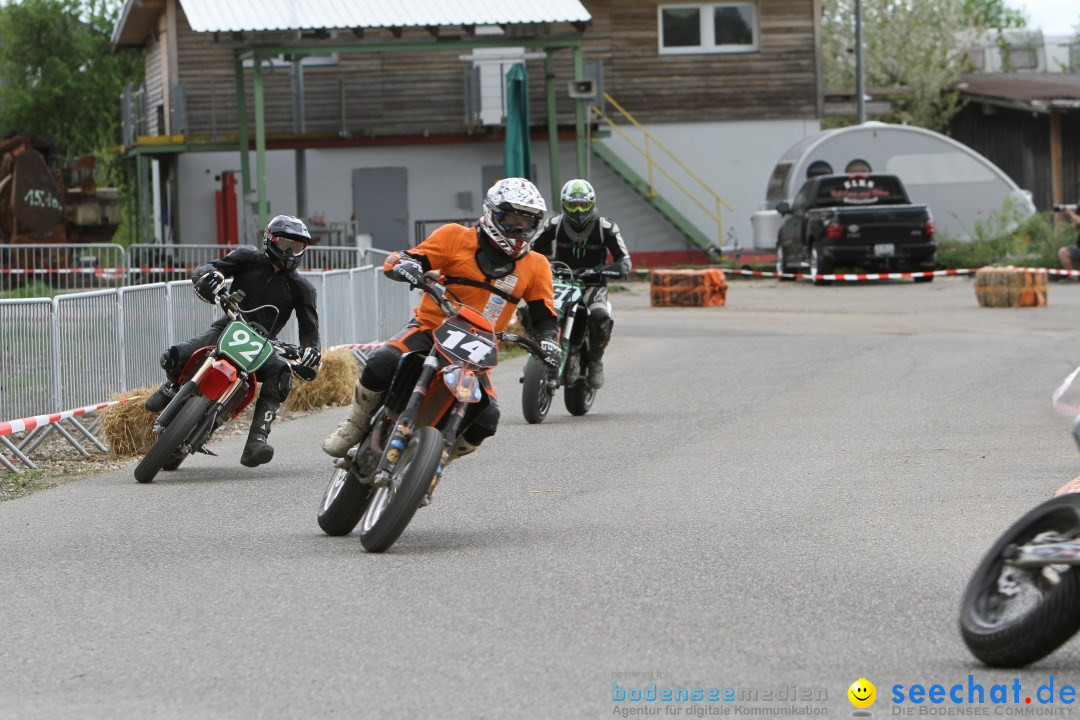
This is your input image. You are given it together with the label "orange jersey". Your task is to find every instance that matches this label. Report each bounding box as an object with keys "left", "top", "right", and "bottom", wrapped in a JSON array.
[{"left": 385, "top": 224, "right": 555, "bottom": 332}]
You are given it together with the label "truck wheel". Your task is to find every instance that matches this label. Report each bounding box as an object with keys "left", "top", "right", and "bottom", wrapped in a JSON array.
[
  {"left": 914, "top": 275, "right": 934, "bottom": 283},
  {"left": 810, "top": 244, "right": 833, "bottom": 286}
]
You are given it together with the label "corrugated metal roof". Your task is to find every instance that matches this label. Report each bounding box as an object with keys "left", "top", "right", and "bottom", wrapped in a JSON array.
[
  {"left": 178, "top": 0, "right": 591, "bottom": 33},
  {"left": 957, "top": 73, "right": 1080, "bottom": 107}
]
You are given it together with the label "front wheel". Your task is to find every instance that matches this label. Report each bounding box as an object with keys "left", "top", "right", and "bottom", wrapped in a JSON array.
[
  {"left": 776, "top": 244, "right": 795, "bottom": 281},
  {"left": 522, "top": 355, "right": 554, "bottom": 424},
  {"left": 359, "top": 426, "right": 444, "bottom": 553},
  {"left": 134, "top": 394, "right": 211, "bottom": 483},
  {"left": 810, "top": 243, "right": 833, "bottom": 286},
  {"left": 960, "top": 495, "right": 1080, "bottom": 667},
  {"left": 565, "top": 381, "right": 596, "bottom": 416},
  {"left": 318, "top": 466, "right": 376, "bottom": 536}
]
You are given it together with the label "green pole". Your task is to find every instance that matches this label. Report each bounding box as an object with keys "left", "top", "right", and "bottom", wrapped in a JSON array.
[
  {"left": 544, "top": 51, "right": 561, "bottom": 205},
  {"left": 234, "top": 56, "right": 252, "bottom": 198},
  {"left": 252, "top": 58, "right": 268, "bottom": 232},
  {"left": 572, "top": 44, "right": 587, "bottom": 179}
]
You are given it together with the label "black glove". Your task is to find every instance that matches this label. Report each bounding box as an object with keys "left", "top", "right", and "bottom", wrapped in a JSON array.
[
  {"left": 600, "top": 262, "right": 628, "bottom": 279},
  {"left": 391, "top": 257, "right": 424, "bottom": 287},
  {"left": 293, "top": 346, "right": 321, "bottom": 381},
  {"left": 299, "top": 346, "right": 321, "bottom": 370},
  {"left": 193, "top": 271, "right": 226, "bottom": 303},
  {"left": 539, "top": 338, "right": 564, "bottom": 369}
]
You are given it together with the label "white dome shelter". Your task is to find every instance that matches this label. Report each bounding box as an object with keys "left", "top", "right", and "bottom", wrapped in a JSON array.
[{"left": 751, "top": 121, "right": 1035, "bottom": 248}]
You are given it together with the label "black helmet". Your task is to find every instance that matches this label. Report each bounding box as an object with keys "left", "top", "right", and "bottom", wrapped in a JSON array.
[{"left": 264, "top": 215, "right": 311, "bottom": 271}]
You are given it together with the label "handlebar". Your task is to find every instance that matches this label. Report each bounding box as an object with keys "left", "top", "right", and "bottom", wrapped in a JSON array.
[
  {"left": 497, "top": 332, "right": 545, "bottom": 360},
  {"left": 1054, "top": 204, "right": 1079, "bottom": 212}
]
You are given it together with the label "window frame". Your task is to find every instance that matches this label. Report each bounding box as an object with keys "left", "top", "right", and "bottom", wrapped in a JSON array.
[{"left": 657, "top": 2, "right": 759, "bottom": 56}]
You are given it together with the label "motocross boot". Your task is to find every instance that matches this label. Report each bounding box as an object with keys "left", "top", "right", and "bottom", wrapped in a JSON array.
[
  {"left": 421, "top": 436, "right": 479, "bottom": 507},
  {"left": 586, "top": 357, "right": 605, "bottom": 389},
  {"left": 322, "top": 379, "right": 385, "bottom": 458},
  {"left": 240, "top": 397, "right": 280, "bottom": 468}
]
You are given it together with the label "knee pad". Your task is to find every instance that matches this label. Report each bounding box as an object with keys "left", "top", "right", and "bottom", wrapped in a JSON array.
[
  {"left": 159, "top": 347, "right": 180, "bottom": 375},
  {"left": 588, "top": 310, "right": 614, "bottom": 338},
  {"left": 360, "top": 347, "right": 400, "bottom": 390},
  {"left": 276, "top": 371, "right": 293, "bottom": 401}
]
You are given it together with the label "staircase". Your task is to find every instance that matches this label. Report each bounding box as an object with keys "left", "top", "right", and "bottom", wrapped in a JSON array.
[{"left": 590, "top": 95, "right": 733, "bottom": 258}]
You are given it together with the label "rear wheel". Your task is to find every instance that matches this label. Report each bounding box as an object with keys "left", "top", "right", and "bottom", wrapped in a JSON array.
[
  {"left": 134, "top": 394, "right": 211, "bottom": 483},
  {"left": 914, "top": 275, "right": 934, "bottom": 283},
  {"left": 318, "top": 466, "right": 376, "bottom": 536},
  {"left": 960, "top": 495, "right": 1080, "bottom": 667},
  {"left": 810, "top": 244, "right": 833, "bottom": 286},
  {"left": 359, "top": 426, "right": 444, "bottom": 553},
  {"left": 521, "top": 355, "right": 554, "bottom": 424}
]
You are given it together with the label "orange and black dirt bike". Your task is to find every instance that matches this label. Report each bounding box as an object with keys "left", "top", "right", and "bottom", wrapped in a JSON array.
[
  {"left": 317, "top": 272, "right": 547, "bottom": 553},
  {"left": 133, "top": 289, "right": 316, "bottom": 484}
]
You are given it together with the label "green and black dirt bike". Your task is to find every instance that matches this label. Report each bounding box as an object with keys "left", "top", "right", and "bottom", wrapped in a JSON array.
[
  {"left": 134, "top": 289, "right": 315, "bottom": 484},
  {"left": 519, "top": 261, "right": 603, "bottom": 424}
]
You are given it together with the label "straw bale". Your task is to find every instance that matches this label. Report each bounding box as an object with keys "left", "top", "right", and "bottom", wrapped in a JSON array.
[
  {"left": 99, "top": 388, "right": 157, "bottom": 457},
  {"left": 284, "top": 349, "right": 358, "bottom": 412}
]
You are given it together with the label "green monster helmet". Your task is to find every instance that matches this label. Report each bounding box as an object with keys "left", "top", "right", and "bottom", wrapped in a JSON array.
[{"left": 560, "top": 179, "right": 596, "bottom": 231}]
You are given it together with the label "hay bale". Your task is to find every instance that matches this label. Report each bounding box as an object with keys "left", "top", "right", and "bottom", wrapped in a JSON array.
[
  {"left": 100, "top": 388, "right": 157, "bottom": 457},
  {"left": 974, "top": 267, "right": 1048, "bottom": 307},
  {"left": 284, "top": 349, "right": 358, "bottom": 412}
]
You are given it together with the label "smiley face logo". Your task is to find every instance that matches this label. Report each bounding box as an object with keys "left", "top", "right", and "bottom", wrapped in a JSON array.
[{"left": 848, "top": 678, "right": 876, "bottom": 708}]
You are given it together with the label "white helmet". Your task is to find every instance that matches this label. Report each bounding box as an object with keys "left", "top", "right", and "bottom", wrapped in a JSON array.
[{"left": 478, "top": 178, "right": 547, "bottom": 259}]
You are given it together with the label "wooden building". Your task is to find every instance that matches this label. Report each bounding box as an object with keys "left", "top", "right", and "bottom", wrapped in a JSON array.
[{"left": 113, "top": 0, "right": 824, "bottom": 262}]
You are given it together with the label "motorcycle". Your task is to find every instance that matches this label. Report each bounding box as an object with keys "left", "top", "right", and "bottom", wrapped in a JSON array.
[
  {"left": 317, "top": 272, "right": 548, "bottom": 552},
  {"left": 519, "top": 261, "right": 603, "bottom": 424},
  {"left": 134, "top": 289, "right": 315, "bottom": 484},
  {"left": 959, "top": 366, "right": 1080, "bottom": 667}
]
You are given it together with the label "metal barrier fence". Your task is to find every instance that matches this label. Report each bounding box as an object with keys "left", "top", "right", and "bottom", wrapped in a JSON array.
[
  {"left": 0, "top": 243, "right": 390, "bottom": 293},
  {"left": 0, "top": 263, "right": 413, "bottom": 470},
  {"left": 0, "top": 243, "right": 128, "bottom": 293}
]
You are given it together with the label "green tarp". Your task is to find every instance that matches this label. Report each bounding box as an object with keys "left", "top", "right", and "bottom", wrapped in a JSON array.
[{"left": 503, "top": 63, "right": 532, "bottom": 180}]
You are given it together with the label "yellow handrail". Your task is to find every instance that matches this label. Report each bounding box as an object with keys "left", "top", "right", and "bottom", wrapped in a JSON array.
[{"left": 592, "top": 93, "right": 734, "bottom": 248}]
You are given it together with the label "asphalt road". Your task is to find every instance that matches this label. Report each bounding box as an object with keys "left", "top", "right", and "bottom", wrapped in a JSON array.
[{"left": 5, "top": 276, "right": 1080, "bottom": 719}]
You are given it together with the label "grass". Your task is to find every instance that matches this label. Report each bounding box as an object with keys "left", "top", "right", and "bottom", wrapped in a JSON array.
[
  {"left": 0, "top": 281, "right": 60, "bottom": 300},
  {"left": 936, "top": 205, "right": 1077, "bottom": 269},
  {"left": 0, "top": 469, "right": 68, "bottom": 502}
]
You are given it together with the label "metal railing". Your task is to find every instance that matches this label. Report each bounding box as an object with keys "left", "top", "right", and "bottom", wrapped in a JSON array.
[
  {"left": 0, "top": 263, "right": 413, "bottom": 470},
  {"left": 0, "top": 243, "right": 392, "bottom": 294},
  {"left": 592, "top": 93, "right": 734, "bottom": 247}
]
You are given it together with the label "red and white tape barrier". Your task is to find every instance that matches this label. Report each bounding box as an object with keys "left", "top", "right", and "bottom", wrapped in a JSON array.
[
  {"left": 0, "top": 395, "right": 146, "bottom": 438},
  {"left": 719, "top": 266, "right": 1080, "bottom": 282}
]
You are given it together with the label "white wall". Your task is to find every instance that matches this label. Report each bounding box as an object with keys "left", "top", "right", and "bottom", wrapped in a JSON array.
[
  {"left": 596, "top": 118, "right": 821, "bottom": 250},
  {"left": 175, "top": 138, "right": 702, "bottom": 256}
]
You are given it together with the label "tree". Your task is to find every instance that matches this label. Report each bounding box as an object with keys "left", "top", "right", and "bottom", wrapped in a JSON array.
[
  {"left": 0, "top": 0, "right": 143, "bottom": 160},
  {"left": 822, "top": 0, "right": 1026, "bottom": 132}
]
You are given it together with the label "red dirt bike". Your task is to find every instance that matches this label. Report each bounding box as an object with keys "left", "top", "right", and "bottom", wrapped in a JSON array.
[
  {"left": 317, "top": 272, "right": 548, "bottom": 552},
  {"left": 134, "top": 289, "right": 315, "bottom": 483}
]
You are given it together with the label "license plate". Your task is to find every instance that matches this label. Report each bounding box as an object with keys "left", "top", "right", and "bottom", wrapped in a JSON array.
[{"left": 874, "top": 243, "right": 895, "bottom": 257}]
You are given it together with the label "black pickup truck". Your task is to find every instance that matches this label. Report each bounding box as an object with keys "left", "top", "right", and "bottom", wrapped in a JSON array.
[{"left": 774, "top": 173, "right": 937, "bottom": 285}]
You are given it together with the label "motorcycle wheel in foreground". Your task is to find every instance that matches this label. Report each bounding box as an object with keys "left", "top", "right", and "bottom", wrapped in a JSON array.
[
  {"left": 520, "top": 261, "right": 602, "bottom": 424},
  {"left": 317, "top": 273, "right": 549, "bottom": 553},
  {"left": 134, "top": 289, "right": 315, "bottom": 484},
  {"left": 959, "top": 369, "right": 1080, "bottom": 667}
]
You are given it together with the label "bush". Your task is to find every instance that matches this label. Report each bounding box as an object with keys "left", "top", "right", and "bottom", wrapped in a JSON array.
[{"left": 936, "top": 201, "right": 1077, "bottom": 269}]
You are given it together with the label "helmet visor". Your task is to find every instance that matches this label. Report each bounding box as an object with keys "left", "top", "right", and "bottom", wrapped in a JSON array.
[
  {"left": 563, "top": 199, "right": 594, "bottom": 212},
  {"left": 495, "top": 209, "right": 541, "bottom": 239},
  {"left": 272, "top": 236, "right": 307, "bottom": 256}
]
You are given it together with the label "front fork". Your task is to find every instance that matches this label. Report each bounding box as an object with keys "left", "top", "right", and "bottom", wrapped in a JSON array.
[{"left": 371, "top": 353, "right": 439, "bottom": 487}]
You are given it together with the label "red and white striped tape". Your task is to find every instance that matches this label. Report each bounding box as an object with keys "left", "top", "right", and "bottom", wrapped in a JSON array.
[
  {"left": 0, "top": 395, "right": 145, "bottom": 437},
  {"left": 719, "top": 266, "right": 1080, "bottom": 282}
]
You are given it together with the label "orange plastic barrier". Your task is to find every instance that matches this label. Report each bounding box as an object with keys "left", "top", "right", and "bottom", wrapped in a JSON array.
[{"left": 649, "top": 269, "right": 727, "bottom": 307}]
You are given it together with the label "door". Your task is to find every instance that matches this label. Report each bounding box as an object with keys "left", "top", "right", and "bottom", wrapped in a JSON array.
[{"left": 352, "top": 167, "right": 408, "bottom": 251}]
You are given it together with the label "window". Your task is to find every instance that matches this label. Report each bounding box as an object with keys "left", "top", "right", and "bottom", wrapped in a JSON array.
[
  {"left": 845, "top": 159, "right": 872, "bottom": 174},
  {"left": 1007, "top": 47, "right": 1038, "bottom": 70},
  {"left": 658, "top": 3, "right": 758, "bottom": 55},
  {"left": 963, "top": 48, "right": 986, "bottom": 71}
]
